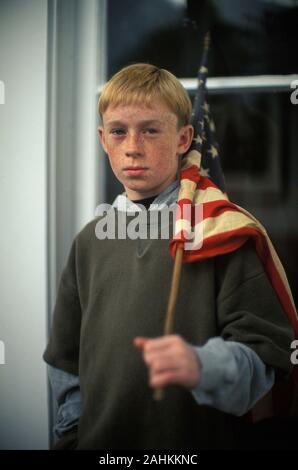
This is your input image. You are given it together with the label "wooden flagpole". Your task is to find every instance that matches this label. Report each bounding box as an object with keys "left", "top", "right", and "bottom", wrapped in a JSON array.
[
  {"left": 153, "top": 246, "right": 184, "bottom": 401},
  {"left": 153, "top": 32, "right": 211, "bottom": 401}
]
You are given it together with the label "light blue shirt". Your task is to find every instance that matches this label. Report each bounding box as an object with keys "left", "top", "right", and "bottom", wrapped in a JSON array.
[{"left": 48, "top": 337, "right": 274, "bottom": 438}]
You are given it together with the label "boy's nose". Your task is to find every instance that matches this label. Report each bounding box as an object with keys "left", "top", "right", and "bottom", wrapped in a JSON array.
[{"left": 125, "top": 132, "right": 143, "bottom": 157}]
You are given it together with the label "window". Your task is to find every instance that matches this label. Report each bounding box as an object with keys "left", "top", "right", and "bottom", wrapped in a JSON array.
[{"left": 103, "top": 0, "right": 298, "bottom": 304}]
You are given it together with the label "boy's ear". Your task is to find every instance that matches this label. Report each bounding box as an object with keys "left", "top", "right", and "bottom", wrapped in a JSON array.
[
  {"left": 97, "top": 126, "right": 107, "bottom": 153},
  {"left": 177, "top": 124, "right": 194, "bottom": 155}
]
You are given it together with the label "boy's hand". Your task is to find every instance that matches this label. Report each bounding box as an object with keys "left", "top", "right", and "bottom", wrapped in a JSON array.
[{"left": 133, "top": 335, "right": 201, "bottom": 390}]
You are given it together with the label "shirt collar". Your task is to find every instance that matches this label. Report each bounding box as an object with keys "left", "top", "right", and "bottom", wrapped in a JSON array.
[{"left": 112, "top": 179, "right": 179, "bottom": 212}]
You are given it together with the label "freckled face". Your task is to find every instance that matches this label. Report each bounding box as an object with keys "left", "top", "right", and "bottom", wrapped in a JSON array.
[{"left": 98, "top": 100, "right": 193, "bottom": 200}]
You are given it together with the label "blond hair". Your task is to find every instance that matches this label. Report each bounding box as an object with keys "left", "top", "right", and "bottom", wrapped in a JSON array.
[{"left": 98, "top": 63, "right": 192, "bottom": 128}]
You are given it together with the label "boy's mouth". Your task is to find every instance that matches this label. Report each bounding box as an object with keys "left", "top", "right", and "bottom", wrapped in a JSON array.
[{"left": 123, "top": 167, "right": 148, "bottom": 177}]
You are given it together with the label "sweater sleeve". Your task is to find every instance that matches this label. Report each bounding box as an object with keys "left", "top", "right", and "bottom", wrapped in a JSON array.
[
  {"left": 215, "top": 240, "right": 294, "bottom": 376},
  {"left": 48, "top": 339, "right": 274, "bottom": 433},
  {"left": 43, "top": 239, "right": 82, "bottom": 375},
  {"left": 191, "top": 338, "right": 275, "bottom": 415}
]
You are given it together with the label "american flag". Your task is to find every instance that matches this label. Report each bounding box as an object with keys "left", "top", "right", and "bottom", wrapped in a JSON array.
[
  {"left": 190, "top": 32, "right": 226, "bottom": 193},
  {"left": 171, "top": 33, "right": 298, "bottom": 412}
]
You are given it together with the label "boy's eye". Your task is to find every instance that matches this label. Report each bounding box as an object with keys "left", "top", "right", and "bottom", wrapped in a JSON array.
[
  {"left": 110, "top": 129, "right": 126, "bottom": 136},
  {"left": 143, "top": 128, "right": 158, "bottom": 134}
]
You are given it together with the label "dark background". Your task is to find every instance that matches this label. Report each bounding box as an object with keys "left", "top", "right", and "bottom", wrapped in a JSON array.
[{"left": 104, "top": 1, "right": 298, "bottom": 449}]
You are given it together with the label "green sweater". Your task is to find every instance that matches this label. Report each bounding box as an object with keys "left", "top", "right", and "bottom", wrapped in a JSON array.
[{"left": 44, "top": 207, "right": 293, "bottom": 449}]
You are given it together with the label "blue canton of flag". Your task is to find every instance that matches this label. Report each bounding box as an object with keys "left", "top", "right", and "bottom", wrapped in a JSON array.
[{"left": 190, "top": 32, "right": 226, "bottom": 193}]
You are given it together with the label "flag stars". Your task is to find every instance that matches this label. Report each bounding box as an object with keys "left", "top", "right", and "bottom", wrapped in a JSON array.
[
  {"left": 208, "top": 145, "right": 219, "bottom": 159},
  {"left": 209, "top": 120, "right": 216, "bottom": 132},
  {"left": 203, "top": 102, "right": 210, "bottom": 113},
  {"left": 199, "top": 66, "right": 208, "bottom": 74},
  {"left": 193, "top": 133, "right": 203, "bottom": 146},
  {"left": 200, "top": 166, "right": 210, "bottom": 178}
]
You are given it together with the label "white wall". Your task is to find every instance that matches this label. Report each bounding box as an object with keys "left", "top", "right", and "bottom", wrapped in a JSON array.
[
  {"left": 0, "top": 0, "right": 106, "bottom": 449},
  {"left": 46, "top": 0, "right": 106, "bottom": 445},
  {"left": 0, "top": 0, "right": 49, "bottom": 449}
]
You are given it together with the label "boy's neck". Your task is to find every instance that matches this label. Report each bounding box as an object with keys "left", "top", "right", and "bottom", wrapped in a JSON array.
[
  {"left": 112, "top": 179, "right": 179, "bottom": 212},
  {"left": 127, "top": 179, "right": 179, "bottom": 204},
  {"left": 130, "top": 194, "right": 158, "bottom": 210}
]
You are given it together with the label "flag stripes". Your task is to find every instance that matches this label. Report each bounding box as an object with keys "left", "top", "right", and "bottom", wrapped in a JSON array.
[{"left": 171, "top": 167, "right": 298, "bottom": 340}]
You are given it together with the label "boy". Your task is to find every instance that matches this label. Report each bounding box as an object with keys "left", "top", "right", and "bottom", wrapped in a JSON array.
[{"left": 44, "top": 63, "right": 294, "bottom": 449}]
